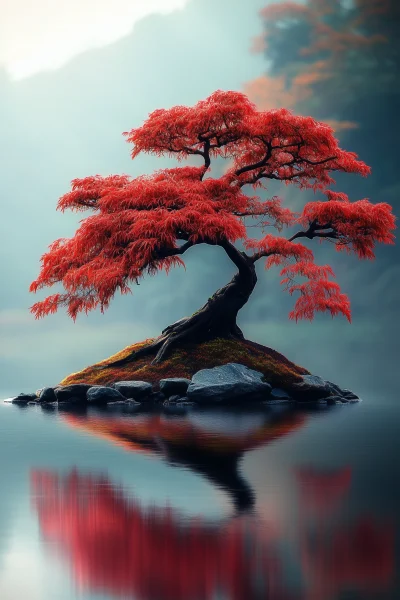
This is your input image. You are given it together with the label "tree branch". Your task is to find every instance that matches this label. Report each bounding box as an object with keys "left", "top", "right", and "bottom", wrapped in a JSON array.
[
  {"left": 250, "top": 221, "right": 338, "bottom": 263},
  {"left": 155, "top": 236, "right": 252, "bottom": 279},
  {"left": 156, "top": 240, "right": 195, "bottom": 259},
  {"left": 217, "top": 239, "right": 253, "bottom": 276},
  {"left": 235, "top": 144, "right": 272, "bottom": 176}
]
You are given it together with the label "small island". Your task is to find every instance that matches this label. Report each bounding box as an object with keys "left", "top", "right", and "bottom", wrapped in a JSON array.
[
  {"left": 8, "top": 337, "right": 359, "bottom": 407},
  {"left": 15, "top": 91, "right": 393, "bottom": 409}
]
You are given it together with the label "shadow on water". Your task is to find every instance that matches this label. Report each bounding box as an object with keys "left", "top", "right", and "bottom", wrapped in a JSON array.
[{"left": 27, "top": 403, "right": 396, "bottom": 600}]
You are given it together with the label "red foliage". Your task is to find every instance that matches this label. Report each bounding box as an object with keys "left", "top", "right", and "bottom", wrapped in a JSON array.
[
  {"left": 281, "top": 262, "right": 351, "bottom": 322},
  {"left": 30, "top": 90, "right": 395, "bottom": 323},
  {"left": 301, "top": 195, "right": 395, "bottom": 259}
]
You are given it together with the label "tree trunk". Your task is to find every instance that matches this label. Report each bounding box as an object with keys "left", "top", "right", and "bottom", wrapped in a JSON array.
[{"left": 104, "top": 252, "right": 257, "bottom": 367}]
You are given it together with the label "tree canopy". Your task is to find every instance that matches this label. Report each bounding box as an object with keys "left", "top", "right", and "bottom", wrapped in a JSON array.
[{"left": 30, "top": 90, "right": 395, "bottom": 326}]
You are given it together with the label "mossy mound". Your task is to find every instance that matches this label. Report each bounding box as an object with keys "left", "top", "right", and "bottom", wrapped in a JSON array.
[{"left": 60, "top": 337, "right": 309, "bottom": 391}]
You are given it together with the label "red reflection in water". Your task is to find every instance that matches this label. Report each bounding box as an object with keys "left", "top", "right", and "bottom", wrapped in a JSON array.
[
  {"left": 62, "top": 411, "right": 306, "bottom": 457},
  {"left": 31, "top": 410, "right": 395, "bottom": 599},
  {"left": 296, "top": 467, "right": 352, "bottom": 516},
  {"left": 31, "top": 466, "right": 395, "bottom": 600},
  {"left": 31, "top": 470, "right": 290, "bottom": 600},
  {"left": 295, "top": 468, "right": 394, "bottom": 600}
]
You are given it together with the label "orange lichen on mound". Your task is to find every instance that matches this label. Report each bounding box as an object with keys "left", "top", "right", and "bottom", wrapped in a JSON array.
[{"left": 59, "top": 337, "right": 309, "bottom": 390}]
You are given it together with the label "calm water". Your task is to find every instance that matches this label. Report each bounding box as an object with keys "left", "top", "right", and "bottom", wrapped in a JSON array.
[{"left": 0, "top": 395, "right": 398, "bottom": 600}]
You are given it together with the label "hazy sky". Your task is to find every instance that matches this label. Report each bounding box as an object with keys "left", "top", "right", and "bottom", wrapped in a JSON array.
[
  {"left": 1, "top": 0, "right": 190, "bottom": 79},
  {"left": 0, "top": 0, "right": 397, "bottom": 399}
]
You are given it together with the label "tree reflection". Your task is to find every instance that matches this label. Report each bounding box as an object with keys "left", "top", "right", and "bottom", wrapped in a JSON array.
[
  {"left": 61, "top": 408, "right": 306, "bottom": 512},
  {"left": 31, "top": 409, "right": 395, "bottom": 599},
  {"left": 32, "top": 469, "right": 291, "bottom": 600},
  {"left": 31, "top": 465, "right": 394, "bottom": 600},
  {"left": 295, "top": 468, "right": 394, "bottom": 599}
]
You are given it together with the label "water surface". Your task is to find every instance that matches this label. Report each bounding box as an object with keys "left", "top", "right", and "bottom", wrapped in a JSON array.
[{"left": 0, "top": 396, "right": 398, "bottom": 600}]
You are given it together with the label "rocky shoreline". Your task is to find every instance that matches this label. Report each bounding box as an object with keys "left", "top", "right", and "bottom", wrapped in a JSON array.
[{"left": 4, "top": 362, "right": 360, "bottom": 409}]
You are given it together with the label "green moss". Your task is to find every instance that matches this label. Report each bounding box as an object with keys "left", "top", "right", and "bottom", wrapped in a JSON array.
[{"left": 59, "top": 337, "right": 309, "bottom": 390}]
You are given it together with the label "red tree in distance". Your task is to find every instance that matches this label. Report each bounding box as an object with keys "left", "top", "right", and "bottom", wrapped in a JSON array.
[{"left": 30, "top": 91, "right": 395, "bottom": 364}]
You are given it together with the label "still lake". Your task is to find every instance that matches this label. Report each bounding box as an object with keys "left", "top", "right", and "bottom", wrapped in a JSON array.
[{"left": 0, "top": 390, "right": 398, "bottom": 600}]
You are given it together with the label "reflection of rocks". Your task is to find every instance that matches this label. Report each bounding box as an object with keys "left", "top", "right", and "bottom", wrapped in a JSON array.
[{"left": 187, "top": 363, "right": 272, "bottom": 403}]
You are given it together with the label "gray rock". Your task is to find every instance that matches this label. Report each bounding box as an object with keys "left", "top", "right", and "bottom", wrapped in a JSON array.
[
  {"left": 326, "top": 381, "right": 345, "bottom": 396},
  {"left": 187, "top": 363, "right": 272, "bottom": 404},
  {"left": 8, "top": 393, "right": 37, "bottom": 405},
  {"left": 168, "top": 395, "right": 181, "bottom": 404},
  {"left": 341, "top": 389, "right": 360, "bottom": 400},
  {"left": 326, "top": 395, "right": 345, "bottom": 405},
  {"left": 114, "top": 381, "right": 153, "bottom": 399},
  {"left": 159, "top": 378, "right": 192, "bottom": 397},
  {"left": 270, "top": 388, "right": 292, "bottom": 400},
  {"left": 39, "top": 387, "right": 57, "bottom": 403},
  {"left": 55, "top": 384, "right": 92, "bottom": 403},
  {"left": 291, "top": 375, "right": 333, "bottom": 401},
  {"left": 87, "top": 386, "right": 126, "bottom": 404},
  {"left": 150, "top": 391, "right": 166, "bottom": 403}
]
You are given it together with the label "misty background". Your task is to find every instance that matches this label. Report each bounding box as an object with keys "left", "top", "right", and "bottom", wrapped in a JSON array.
[{"left": 0, "top": 0, "right": 398, "bottom": 399}]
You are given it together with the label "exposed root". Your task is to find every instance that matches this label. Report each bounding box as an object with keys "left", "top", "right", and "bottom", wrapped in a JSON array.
[{"left": 96, "top": 257, "right": 256, "bottom": 369}]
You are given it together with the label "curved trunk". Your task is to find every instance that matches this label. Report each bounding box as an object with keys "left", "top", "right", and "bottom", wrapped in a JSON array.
[{"left": 104, "top": 250, "right": 257, "bottom": 367}]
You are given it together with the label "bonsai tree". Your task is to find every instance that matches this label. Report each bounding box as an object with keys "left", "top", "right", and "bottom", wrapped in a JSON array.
[{"left": 30, "top": 90, "right": 395, "bottom": 365}]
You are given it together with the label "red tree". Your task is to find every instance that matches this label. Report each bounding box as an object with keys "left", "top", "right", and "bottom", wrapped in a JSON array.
[{"left": 30, "top": 90, "right": 395, "bottom": 364}]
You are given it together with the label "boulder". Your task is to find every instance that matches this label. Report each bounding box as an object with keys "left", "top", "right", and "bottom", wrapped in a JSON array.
[
  {"left": 291, "top": 375, "right": 334, "bottom": 401},
  {"left": 87, "top": 386, "right": 126, "bottom": 404},
  {"left": 39, "top": 387, "right": 57, "bottom": 403},
  {"left": 149, "top": 391, "right": 166, "bottom": 403},
  {"left": 186, "top": 363, "right": 272, "bottom": 404},
  {"left": 326, "top": 395, "right": 345, "bottom": 405},
  {"left": 8, "top": 393, "right": 37, "bottom": 405},
  {"left": 168, "top": 395, "right": 181, "bottom": 404},
  {"left": 326, "top": 380, "right": 345, "bottom": 396},
  {"left": 113, "top": 381, "right": 153, "bottom": 400},
  {"left": 159, "top": 378, "right": 192, "bottom": 397},
  {"left": 341, "top": 389, "right": 360, "bottom": 400},
  {"left": 55, "top": 384, "right": 92, "bottom": 403},
  {"left": 270, "top": 388, "right": 292, "bottom": 400}
]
